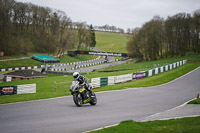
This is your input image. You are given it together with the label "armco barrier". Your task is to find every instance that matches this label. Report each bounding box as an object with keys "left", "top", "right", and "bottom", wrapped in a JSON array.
[{"left": 91, "top": 60, "right": 187, "bottom": 88}]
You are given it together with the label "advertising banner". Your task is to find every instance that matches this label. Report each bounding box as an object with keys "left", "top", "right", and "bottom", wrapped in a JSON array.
[
  {"left": 0, "top": 86, "right": 17, "bottom": 96},
  {"left": 114, "top": 74, "right": 133, "bottom": 83},
  {"left": 17, "top": 84, "right": 36, "bottom": 94},
  {"left": 133, "top": 72, "right": 145, "bottom": 79},
  {"left": 108, "top": 76, "right": 115, "bottom": 85},
  {"left": 100, "top": 77, "right": 108, "bottom": 87},
  {"left": 68, "top": 51, "right": 133, "bottom": 57},
  {"left": 91, "top": 78, "right": 100, "bottom": 88}
]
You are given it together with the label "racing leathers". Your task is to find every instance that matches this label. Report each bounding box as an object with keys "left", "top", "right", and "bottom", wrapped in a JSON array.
[{"left": 75, "top": 75, "right": 92, "bottom": 93}]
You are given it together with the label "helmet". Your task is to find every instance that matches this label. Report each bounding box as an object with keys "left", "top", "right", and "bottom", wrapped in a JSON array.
[{"left": 73, "top": 72, "right": 79, "bottom": 79}]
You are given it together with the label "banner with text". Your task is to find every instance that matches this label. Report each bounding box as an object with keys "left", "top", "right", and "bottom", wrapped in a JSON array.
[{"left": 68, "top": 51, "right": 133, "bottom": 57}]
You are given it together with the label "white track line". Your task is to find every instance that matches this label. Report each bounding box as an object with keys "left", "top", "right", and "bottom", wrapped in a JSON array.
[
  {"left": 140, "top": 98, "right": 197, "bottom": 122},
  {"left": 84, "top": 98, "right": 199, "bottom": 133}
]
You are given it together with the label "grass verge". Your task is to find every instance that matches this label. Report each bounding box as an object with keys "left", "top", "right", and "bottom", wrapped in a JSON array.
[
  {"left": 0, "top": 54, "right": 97, "bottom": 69},
  {"left": 188, "top": 98, "right": 200, "bottom": 104},
  {"left": 89, "top": 117, "right": 200, "bottom": 133}
]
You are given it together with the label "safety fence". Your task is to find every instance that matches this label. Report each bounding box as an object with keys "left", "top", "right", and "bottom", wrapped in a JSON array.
[
  {"left": 0, "top": 57, "right": 101, "bottom": 72},
  {"left": 0, "top": 84, "right": 36, "bottom": 96},
  {"left": 91, "top": 60, "right": 187, "bottom": 88},
  {"left": 0, "top": 66, "right": 42, "bottom": 72},
  {"left": 50, "top": 60, "right": 105, "bottom": 72},
  {"left": 0, "top": 56, "right": 116, "bottom": 72}
]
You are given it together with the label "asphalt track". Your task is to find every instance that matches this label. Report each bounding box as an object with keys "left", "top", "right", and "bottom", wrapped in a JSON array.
[{"left": 0, "top": 67, "right": 200, "bottom": 133}]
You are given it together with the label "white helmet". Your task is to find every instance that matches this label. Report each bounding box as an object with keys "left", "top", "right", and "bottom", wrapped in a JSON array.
[{"left": 73, "top": 72, "right": 79, "bottom": 79}]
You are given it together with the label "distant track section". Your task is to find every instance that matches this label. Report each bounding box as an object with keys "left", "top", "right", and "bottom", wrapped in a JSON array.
[{"left": 68, "top": 51, "right": 133, "bottom": 57}]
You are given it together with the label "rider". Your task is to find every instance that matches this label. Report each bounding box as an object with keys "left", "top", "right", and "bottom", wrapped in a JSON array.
[{"left": 73, "top": 72, "right": 92, "bottom": 93}]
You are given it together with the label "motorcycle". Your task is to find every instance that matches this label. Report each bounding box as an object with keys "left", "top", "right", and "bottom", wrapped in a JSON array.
[{"left": 70, "top": 81, "right": 97, "bottom": 107}]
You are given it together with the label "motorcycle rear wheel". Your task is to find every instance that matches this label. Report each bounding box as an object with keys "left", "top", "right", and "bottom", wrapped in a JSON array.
[{"left": 73, "top": 93, "right": 83, "bottom": 107}]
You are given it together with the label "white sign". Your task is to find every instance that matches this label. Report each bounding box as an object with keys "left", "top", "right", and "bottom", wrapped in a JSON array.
[
  {"left": 91, "top": 78, "right": 100, "bottom": 88},
  {"left": 17, "top": 84, "right": 36, "bottom": 94},
  {"left": 6, "top": 76, "right": 12, "bottom": 82},
  {"left": 114, "top": 74, "right": 133, "bottom": 83}
]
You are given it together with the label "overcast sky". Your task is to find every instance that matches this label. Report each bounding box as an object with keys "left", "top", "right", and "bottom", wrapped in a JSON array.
[{"left": 16, "top": 0, "right": 200, "bottom": 30}]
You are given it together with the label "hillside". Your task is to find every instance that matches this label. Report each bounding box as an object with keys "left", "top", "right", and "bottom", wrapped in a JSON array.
[
  {"left": 95, "top": 31, "right": 131, "bottom": 53},
  {"left": 0, "top": 31, "right": 130, "bottom": 69}
]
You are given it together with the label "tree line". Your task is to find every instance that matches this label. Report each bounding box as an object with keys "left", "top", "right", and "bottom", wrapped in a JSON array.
[
  {"left": 94, "top": 24, "right": 125, "bottom": 33},
  {"left": 127, "top": 10, "right": 200, "bottom": 61},
  {"left": 0, "top": 0, "right": 96, "bottom": 56}
]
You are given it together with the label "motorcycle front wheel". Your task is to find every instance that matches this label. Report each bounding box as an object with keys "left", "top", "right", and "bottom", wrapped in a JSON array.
[
  {"left": 73, "top": 93, "right": 83, "bottom": 107},
  {"left": 90, "top": 92, "right": 97, "bottom": 105}
]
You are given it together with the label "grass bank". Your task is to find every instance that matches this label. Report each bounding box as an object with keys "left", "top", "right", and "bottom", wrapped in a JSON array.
[
  {"left": 90, "top": 117, "right": 200, "bottom": 133},
  {"left": 95, "top": 31, "right": 130, "bottom": 53},
  {"left": 0, "top": 54, "right": 97, "bottom": 69},
  {"left": 0, "top": 31, "right": 131, "bottom": 69},
  {"left": 0, "top": 55, "right": 199, "bottom": 104}
]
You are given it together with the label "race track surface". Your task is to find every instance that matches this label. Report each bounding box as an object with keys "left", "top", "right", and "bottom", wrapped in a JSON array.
[{"left": 0, "top": 67, "right": 200, "bottom": 133}]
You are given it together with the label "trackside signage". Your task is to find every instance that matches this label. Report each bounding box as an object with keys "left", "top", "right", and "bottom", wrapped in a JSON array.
[
  {"left": 133, "top": 72, "right": 145, "bottom": 79},
  {"left": 17, "top": 84, "right": 36, "bottom": 94},
  {"left": 90, "top": 60, "right": 187, "bottom": 88},
  {"left": 68, "top": 51, "right": 133, "bottom": 57},
  {"left": 88, "top": 52, "right": 122, "bottom": 56},
  {"left": 0, "top": 84, "right": 36, "bottom": 96},
  {"left": 114, "top": 74, "right": 133, "bottom": 83},
  {"left": 0, "top": 86, "right": 17, "bottom": 95}
]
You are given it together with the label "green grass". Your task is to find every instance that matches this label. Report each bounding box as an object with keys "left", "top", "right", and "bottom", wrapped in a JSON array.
[
  {"left": 0, "top": 59, "right": 43, "bottom": 69},
  {"left": 90, "top": 117, "right": 200, "bottom": 133},
  {"left": 0, "top": 31, "right": 130, "bottom": 69},
  {"left": 0, "top": 54, "right": 97, "bottom": 69},
  {"left": 97, "top": 55, "right": 200, "bottom": 72},
  {"left": 92, "top": 63, "right": 199, "bottom": 92},
  {"left": 0, "top": 31, "right": 131, "bottom": 69},
  {"left": 59, "top": 54, "right": 97, "bottom": 63},
  {"left": 188, "top": 98, "right": 200, "bottom": 104},
  {"left": 95, "top": 31, "right": 131, "bottom": 53},
  {"left": 0, "top": 55, "right": 199, "bottom": 104}
]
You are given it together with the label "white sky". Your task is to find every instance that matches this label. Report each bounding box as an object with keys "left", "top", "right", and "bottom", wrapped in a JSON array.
[{"left": 16, "top": 0, "right": 200, "bottom": 30}]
